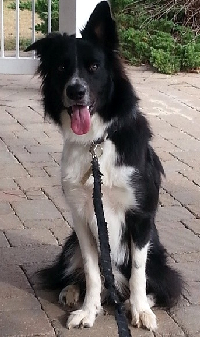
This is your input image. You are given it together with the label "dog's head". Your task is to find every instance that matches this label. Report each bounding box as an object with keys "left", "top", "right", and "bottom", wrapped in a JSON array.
[{"left": 26, "top": 1, "right": 120, "bottom": 135}]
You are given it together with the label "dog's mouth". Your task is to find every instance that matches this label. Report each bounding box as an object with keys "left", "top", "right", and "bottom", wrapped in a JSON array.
[{"left": 67, "top": 103, "right": 95, "bottom": 136}]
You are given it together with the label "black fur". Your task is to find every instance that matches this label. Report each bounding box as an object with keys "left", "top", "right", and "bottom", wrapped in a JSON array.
[{"left": 27, "top": 0, "right": 183, "bottom": 318}]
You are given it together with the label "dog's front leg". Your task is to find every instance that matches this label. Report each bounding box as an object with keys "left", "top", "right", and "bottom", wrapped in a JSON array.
[
  {"left": 67, "top": 215, "right": 101, "bottom": 329},
  {"left": 129, "top": 216, "right": 157, "bottom": 331},
  {"left": 129, "top": 241, "right": 157, "bottom": 331}
]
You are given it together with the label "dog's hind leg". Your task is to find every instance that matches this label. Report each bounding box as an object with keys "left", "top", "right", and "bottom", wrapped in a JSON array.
[
  {"left": 146, "top": 222, "right": 183, "bottom": 308},
  {"left": 66, "top": 216, "right": 102, "bottom": 329}
]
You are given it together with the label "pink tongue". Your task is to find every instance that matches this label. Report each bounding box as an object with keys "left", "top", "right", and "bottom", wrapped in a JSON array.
[{"left": 71, "top": 106, "right": 91, "bottom": 135}]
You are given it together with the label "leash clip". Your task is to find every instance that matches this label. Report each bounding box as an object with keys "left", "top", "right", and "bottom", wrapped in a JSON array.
[
  {"left": 81, "top": 141, "right": 103, "bottom": 185},
  {"left": 89, "top": 142, "right": 103, "bottom": 159}
]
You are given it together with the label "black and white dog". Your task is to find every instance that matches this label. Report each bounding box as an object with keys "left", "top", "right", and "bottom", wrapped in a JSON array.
[{"left": 26, "top": 1, "right": 182, "bottom": 331}]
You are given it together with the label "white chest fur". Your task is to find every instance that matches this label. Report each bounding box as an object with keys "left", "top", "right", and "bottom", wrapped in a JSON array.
[
  {"left": 61, "top": 138, "right": 137, "bottom": 264},
  {"left": 61, "top": 112, "right": 137, "bottom": 264},
  {"left": 61, "top": 139, "right": 136, "bottom": 205}
]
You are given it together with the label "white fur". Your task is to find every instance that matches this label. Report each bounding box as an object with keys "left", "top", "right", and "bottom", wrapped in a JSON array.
[
  {"left": 65, "top": 211, "right": 101, "bottom": 328},
  {"left": 129, "top": 242, "right": 157, "bottom": 331}
]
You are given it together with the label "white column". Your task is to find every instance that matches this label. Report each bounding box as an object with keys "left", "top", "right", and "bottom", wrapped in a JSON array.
[
  {"left": 16, "top": 0, "right": 20, "bottom": 58},
  {"left": 59, "top": 0, "right": 76, "bottom": 35},
  {"left": 0, "top": 0, "right": 4, "bottom": 57},
  {"left": 59, "top": 0, "right": 108, "bottom": 37}
]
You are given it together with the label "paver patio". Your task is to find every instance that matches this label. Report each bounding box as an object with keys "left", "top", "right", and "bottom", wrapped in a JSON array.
[{"left": 0, "top": 67, "right": 200, "bottom": 337}]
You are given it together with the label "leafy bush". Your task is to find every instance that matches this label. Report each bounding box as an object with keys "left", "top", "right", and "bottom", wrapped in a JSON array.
[
  {"left": 111, "top": 0, "right": 200, "bottom": 73},
  {"left": 150, "top": 49, "right": 181, "bottom": 73},
  {"left": 181, "top": 42, "right": 200, "bottom": 69},
  {"left": 9, "top": 1, "right": 32, "bottom": 10},
  {"left": 34, "top": 0, "right": 58, "bottom": 34},
  {"left": 4, "top": 37, "right": 32, "bottom": 51}
]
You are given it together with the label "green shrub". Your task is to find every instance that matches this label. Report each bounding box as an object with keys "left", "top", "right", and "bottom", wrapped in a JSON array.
[
  {"left": 150, "top": 49, "right": 181, "bottom": 74},
  {"left": 35, "top": 0, "right": 59, "bottom": 34},
  {"left": 4, "top": 37, "right": 32, "bottom": 51},
  {"left": 9, "top": 1, "right": 32, "bottom": 10},
  {"left": 120, "top": 28, "right": 150, "bottom": 65},
  {"left": 181, "top": 43, "right": 200, "bottom": 69},
  {"left": 111, "top": 0, "right": 200, "bottom": 73}
]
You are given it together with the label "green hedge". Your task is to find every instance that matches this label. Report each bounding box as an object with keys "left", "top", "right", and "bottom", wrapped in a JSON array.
[{"left": 111, "top": 0, "right": 200, "bottom": 73}]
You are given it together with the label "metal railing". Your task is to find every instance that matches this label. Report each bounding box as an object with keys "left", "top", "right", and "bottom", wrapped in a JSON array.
[{"left": 0, "top": 0, "right": 52, "bottom": 74}]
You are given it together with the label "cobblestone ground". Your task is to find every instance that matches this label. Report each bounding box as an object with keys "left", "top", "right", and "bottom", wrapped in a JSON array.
[{"left": 0, "top": 67, "right": 200, "bottom": 337}]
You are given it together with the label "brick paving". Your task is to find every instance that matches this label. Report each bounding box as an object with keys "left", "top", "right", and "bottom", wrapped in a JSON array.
[{"left": 0, "top": 67, "right": 200, "bottom": 336}]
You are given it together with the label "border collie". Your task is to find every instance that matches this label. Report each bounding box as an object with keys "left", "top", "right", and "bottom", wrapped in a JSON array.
[{"left": 26, "top": 1, "right": 182, "bottom": 331}]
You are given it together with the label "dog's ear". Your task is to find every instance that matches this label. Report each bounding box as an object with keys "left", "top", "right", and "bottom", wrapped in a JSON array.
[
  {"left": 25, "top": 34, "right": 56, "bottom": 76},
  {"left": 25, "top": 39, "right": 46, "bottom": 55},
  {"left": 81, "top": 1, "right": 118, "bottom": 50},
  {"left": 25, "top": 33, "right": 69, "bottom": 76},
  {"left": 25, "top": 32, "right": 61, "bottom": 56}
]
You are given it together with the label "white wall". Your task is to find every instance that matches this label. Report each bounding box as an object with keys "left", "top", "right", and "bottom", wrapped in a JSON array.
[{"left": 59, "top": 0, "right": 76, "bottom": 35}]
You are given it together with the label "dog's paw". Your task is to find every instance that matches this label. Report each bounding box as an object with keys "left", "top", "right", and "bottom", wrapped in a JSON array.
[
  {"left": 66, "top": 307, "right": 100, "bottom": 329},
  {"left": 125, "top": 294, "right": 155, "bottom": 312},
  {"left": 131, "top": 307, "right": 157, "bottom": 331},
  {"left": 59, "top": 285, "right": 80, "bottom": 306}
]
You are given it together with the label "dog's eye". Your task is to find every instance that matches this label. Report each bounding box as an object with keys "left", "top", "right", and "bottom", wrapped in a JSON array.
[
  {"left": 58, "top": 65, "right": 65, "bottom": 72},
  {"left": 89, "top": 63, "right": 99, "bottom": 73}
]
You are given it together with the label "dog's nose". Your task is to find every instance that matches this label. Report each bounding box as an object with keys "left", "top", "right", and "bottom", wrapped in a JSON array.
[{"left": 66, "top": 84, "right": 86, "bottom": 101}]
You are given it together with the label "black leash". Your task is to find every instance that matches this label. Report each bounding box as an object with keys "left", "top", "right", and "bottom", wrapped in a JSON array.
[{"left": 90, "top": 142, "right": 132, "bottom": 337}]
